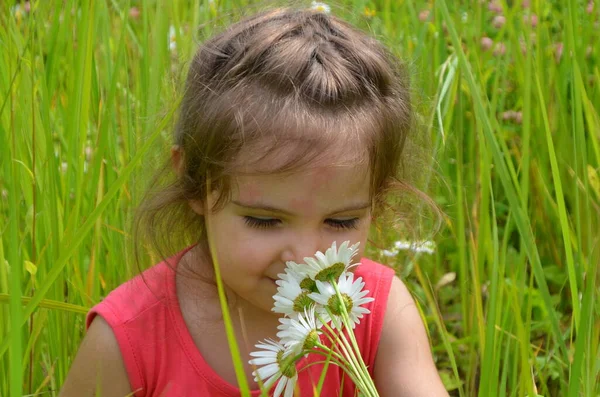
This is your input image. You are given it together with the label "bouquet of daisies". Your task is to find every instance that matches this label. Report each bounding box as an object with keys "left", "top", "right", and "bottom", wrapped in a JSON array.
[{"left": 248, "top": 241, "right": 380, "bottom": 397}]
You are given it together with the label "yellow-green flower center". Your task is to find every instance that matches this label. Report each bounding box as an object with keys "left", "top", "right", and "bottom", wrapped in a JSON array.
[
  {"left": 292, "top": 291, "right": 313, "bottom": 313},
  {"left": 299, "top": 277, "right": 317, "bottom": 292},
  {"left": 314, "top": 262, "right": 345, "bottom": 282},
  {"left": 327, "top": 293, "right": 353, "bottom": 316},
  {"left": 302, "top": 330, "right": 320, "bottom": 351},
  {"left": 276, "top": 350, "right": 297, "bottom": 378}
]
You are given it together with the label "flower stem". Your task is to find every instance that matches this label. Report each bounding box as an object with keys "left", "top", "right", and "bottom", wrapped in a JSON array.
[
  {"left": 313, "top": 342, "right": 357, "bottom": 372},
  {"left": 319, "top": 311, "right": 371, "bottom": 394},
  {"left": 308, "top": 346, "right": 352, "bottom": 373},
  {"left": 307, "top": 346, "right": 367, "bottom": 391},
  {"left": 329, "top": 276, "right": 380, "bottom": 397}
]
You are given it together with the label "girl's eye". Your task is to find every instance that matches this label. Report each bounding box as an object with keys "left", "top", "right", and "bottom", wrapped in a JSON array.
[
  {"left": 243, "top": 216, "right": 359, "bottom": 230},
  {"left": 243, "top": 216, "right": 281, "bottom": 229},
  {"left": 326, "top": 218, "right": 359, "bottom": 230}
]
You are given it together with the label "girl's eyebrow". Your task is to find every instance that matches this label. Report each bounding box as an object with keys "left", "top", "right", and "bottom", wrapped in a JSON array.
[{"left": 231, "top": 201, "right": 371, "bottom": 216}]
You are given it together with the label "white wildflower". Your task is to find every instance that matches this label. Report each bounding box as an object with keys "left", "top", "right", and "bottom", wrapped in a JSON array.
[
  {"left": 11, "top": 2, "right": 30, "bottom": 18},
  {"left": 309, "top": 272, "right": 374, "bottom": 329},
  {"left": 273, "top": 269, "right": 313, "bottom": 317},
  {"left": 300, "top": 240, "right": 360, "bottom": 284},
  {"left": 249, "top": 339, "right": 298, "bottom": 397},
  {"left": 169, "top": 25, "right": 179, "bottom": 52},
  {"left": 394, "top": 240, "right": 436, "bottom": 255},
  {"left": 276, "top": 264, "right": 306, "bottom": 288},
  {"left": 311, "top": 1, "right": 331, "bottom": 13},
  {"left": 277, "top": 306, "right": 322, "bottom": 356}
]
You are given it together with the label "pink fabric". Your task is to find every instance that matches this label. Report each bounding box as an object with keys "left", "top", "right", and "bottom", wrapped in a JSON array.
[{"left": 86, "top": 247, "right": 395, "bottom": 397}]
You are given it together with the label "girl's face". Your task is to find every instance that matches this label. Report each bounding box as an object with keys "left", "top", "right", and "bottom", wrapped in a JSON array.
[{"left": 192, "top": 161, "right": 372, "bottom": 315}]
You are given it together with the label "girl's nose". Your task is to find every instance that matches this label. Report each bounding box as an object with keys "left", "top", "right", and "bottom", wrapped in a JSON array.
[{"left": 281, "top": 232, "right": 331, "bottom": 265}]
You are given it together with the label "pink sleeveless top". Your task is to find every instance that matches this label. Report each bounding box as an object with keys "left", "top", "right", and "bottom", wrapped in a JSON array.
[{"left": 86, "top": 247, "right": 395, "bottom": 396}]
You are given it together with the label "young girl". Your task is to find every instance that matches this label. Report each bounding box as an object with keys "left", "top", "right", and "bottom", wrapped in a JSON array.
[{"left": 60, "top": 6, "right": 448, "bottom": 397}]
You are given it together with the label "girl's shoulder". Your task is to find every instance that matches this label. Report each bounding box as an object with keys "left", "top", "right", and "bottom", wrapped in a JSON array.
[
  {"left": 83, "top": 249, "right": 191, "bottom": 397},
  {"left": 355, "top": 257, "right": 396, "bottom": 277},
  {"left": 354, "top": 257, "right": 397, "bottom": 295},
  {"left": 351, "top": 257, "right": 397, "bottom": 318},
  {"left": 85, "top": 250, "right": 185, "bottom": 330}
]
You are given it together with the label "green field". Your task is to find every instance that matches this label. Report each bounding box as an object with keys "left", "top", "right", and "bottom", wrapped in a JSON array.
[{"left": 1, "top": 0, "right": 599, "bottom": 396}]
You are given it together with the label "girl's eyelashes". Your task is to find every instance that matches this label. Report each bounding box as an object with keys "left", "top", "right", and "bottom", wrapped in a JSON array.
[
  {"left": 243, "top": 216, "right": 281, "bottom": 229},
  {"left": 243, "top": 216, "right": 360, "bottom": 230},
  {"left": 325, "top": 218, "right": 360, "bottom": 230}
]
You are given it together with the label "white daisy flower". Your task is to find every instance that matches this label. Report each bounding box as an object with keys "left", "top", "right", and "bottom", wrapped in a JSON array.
[
  {"left": 169, "top": 26, "right": 177, "bottom": 51},
  {"left": 273, "top": 269, "right": 314, "bottom": 317},
  {"left": 394, "top": 240, "right": 436, "bottom": 255},
  {"left": 308, "top": 272, "right": 374, "bottom": 329},
  {"left": 381, "top": 249, "right": 398, "bottom": 257},
  {"left": 275, "top": 266, "right": 303, "bottom": 287},
  {"left": 311, "top": 1, "right": 331, "bottom": 13},
  {"left": 302, "top": 240, "right": 361, "bottom": 283},
  {"left": 169, "top": 25, "right": 184, "bottom": 52},
  {"left": 277, "top": 306, "right": 322, "bottom": 356},
  {"left": 283, "top": 261, "right": 319, "bottom": 292},
  {"left": 248, "top": 339, "right": 298, "bottom": 397}
]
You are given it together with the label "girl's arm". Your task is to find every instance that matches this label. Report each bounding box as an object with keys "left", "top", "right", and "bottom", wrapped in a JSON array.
[
  {"left": 373, "top": 277, "right": 449, "bottom": 396},
  {"left": 59, "top": 316, "right": 132, "bottom": 397}
]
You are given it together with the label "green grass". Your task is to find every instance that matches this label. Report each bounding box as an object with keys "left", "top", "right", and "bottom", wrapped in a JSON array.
[{"left": 1, "top": 0, "right": 599, "bottom": 396}]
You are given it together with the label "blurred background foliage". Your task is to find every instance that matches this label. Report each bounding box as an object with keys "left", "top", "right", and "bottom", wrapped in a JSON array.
[{"left": 1, "top": 0, "right": 599, "bottom": 396}]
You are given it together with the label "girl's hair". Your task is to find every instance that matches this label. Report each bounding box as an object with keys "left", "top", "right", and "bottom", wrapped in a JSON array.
[{"left": 134, "top": 6, "right": 434, "bottom": 266}]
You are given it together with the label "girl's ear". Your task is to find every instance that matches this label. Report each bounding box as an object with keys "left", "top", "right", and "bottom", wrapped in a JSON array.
[
  {"left": 171, "top": 145, "right": 184, "bottom": 176},
  {"left": 188, "top": 199, "right": 205, "bottom": 216},
  {"left": 172, "top": 146, "right": 205, "bottom": 216}
]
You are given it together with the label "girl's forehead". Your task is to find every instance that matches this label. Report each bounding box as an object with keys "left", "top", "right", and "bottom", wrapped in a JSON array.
[
  {"left": 223, "top": 138, "right": 372, "bottom": 211},
  {"left": 236, "top": 163, "right": 368, "bottom": 190},
  {"left": 231, "top": 137, "right": 369, "bottom": 173},
  {"left": 229, "top": 162, "right": 371, "bottom": 215}
]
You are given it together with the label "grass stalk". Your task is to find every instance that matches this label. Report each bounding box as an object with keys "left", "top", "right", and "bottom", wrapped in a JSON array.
[
  {"left": 438, "top": 0, "right": 568, "bottom": 361},
  {"left": 205, "top": 176, "right": 251, "bottom": 396}
]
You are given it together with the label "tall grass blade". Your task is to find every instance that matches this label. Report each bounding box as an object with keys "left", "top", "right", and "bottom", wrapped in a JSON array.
[{"left": 437, "top": 0, "right": 568, "bottom": 361}]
